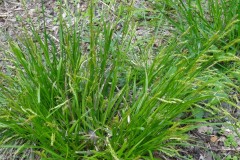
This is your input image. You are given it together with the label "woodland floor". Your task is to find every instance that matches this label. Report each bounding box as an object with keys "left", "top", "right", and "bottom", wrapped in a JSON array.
[{"left": 0, "top": 0, "right": 240, "bottom": 160}]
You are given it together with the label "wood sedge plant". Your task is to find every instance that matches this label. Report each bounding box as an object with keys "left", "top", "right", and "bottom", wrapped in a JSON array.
[{"left": 0, "top": 0, "right": 239, "bottom": 159}]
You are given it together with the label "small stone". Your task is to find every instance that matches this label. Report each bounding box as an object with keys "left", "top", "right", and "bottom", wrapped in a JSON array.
[{"left": 198, "top": 126, "right": 213, "bottom": 134}]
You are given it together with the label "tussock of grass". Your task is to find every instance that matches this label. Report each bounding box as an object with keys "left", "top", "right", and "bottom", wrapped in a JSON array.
[{"left": 0, "top": 0, "right": 239, "bottom": 159}]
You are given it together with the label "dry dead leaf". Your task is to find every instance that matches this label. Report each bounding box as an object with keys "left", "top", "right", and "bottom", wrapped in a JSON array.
[
  {"left": 210, "top": 135, "right": 218, "bottom": 143},
  {"left": 217, "top": 136, "right": 226, "bottom": 142},
  {"left": 28, "top": 9, "right": 35, "bottom": 17}
]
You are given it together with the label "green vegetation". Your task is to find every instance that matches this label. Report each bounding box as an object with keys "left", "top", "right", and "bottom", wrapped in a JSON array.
[{"left": 0, "top": 0, "right": 239, "bottom": 159}]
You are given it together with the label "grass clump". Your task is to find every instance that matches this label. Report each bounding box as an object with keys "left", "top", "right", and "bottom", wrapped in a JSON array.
[{"left": 0, "top": 0, "right": 239, "bottom": 159}]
